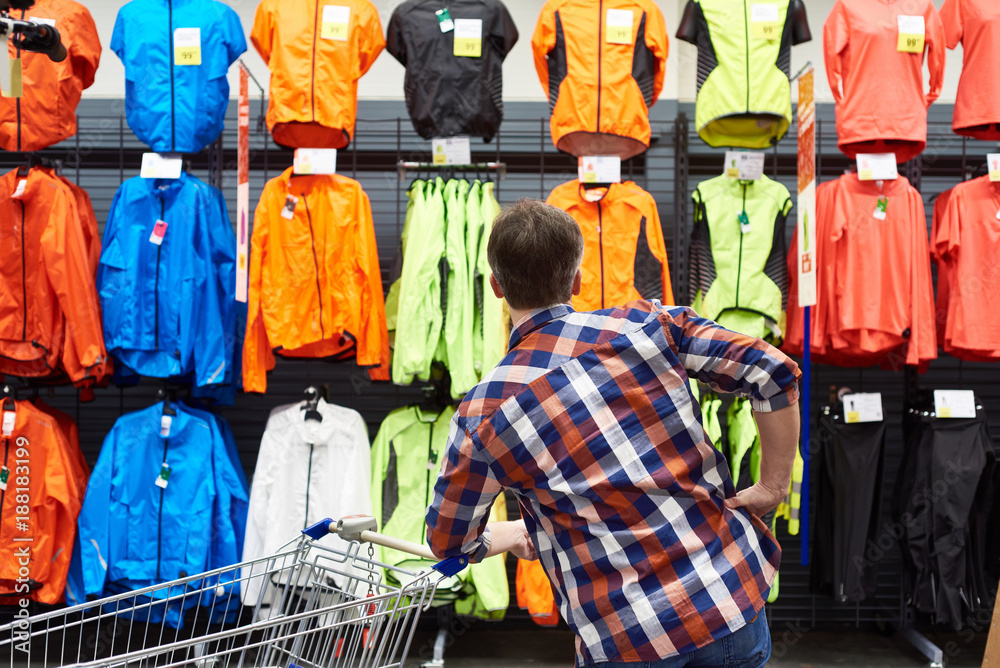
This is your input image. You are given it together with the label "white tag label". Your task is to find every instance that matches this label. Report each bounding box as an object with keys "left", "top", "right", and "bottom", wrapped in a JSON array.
[
  {"left": 29, "top": 17, "right": 56, "bottom": 28},
  {"left": 322, "top": 5, "right": 351, "bottom": 41},
  {"left": 856, "top": 153, "right": 898, "bottom": 181},
  {"left": 11, "top": 179, "right": 27, "bottom": 199},
  {"left": 140, "top": 153, "right": 184, "bottom": 180},
  {"left": 431, "top": 136, "right": 472, "bottom": 166},
  {"left": 578, "top": 156, "right": 622, "bottom": 184},
  {"left": 897, "top": 15, "right": 925, "bottom": 36},
  {"left": 453, "top": 19, "right": 483, "bottom": 57},
  {"left": 281, "top": 195, "right": 299, "bottom": 221},
  {"left": 174, "top": 28, "right": 202, "bottom": 66},
  {"left": 160, "top": 415, "right": 172, "bottom": 437},
  {"left": 988, "top": 153, "right": 1000, "bottom": 182},
  {"left": 2, "top": 411, "right": 15, "bottom": 437},
  {"left": 606, "top": 9, "right": 634, "bottom": 44},
  {"left": 294, "top": 148, "right": 338, "bottom": 175},
  {"left": 842, "top": 392, "right": 884, "bottom": 424},
  {"left": 934, "top": 390, "right": 977, "bottom": 419},
  {"left": 751, "top": 4, "right": 780, "bottom": 22},
  {"left": 724, "top": 151, "right": 766, "bottom": 180}
]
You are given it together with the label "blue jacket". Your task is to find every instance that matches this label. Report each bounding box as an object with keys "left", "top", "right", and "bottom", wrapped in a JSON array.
[
  {"left": 98, "top": 172, "right": 237, "bottom": 390},
  {"left": 66, "top": 403, "right": 248, "bottom": 625},
  {"left": 111, "top": 0, "right": 247, "bottom": 153}
]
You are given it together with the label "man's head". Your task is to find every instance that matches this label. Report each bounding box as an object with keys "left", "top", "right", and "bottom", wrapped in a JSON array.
[{"left": 487, "top": 198, "right": 585, "bottom": 311}]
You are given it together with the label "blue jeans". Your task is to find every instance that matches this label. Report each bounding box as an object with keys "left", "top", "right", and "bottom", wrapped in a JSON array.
[{"left": 584, "top": 608, "right": 771, "bottom": 668}]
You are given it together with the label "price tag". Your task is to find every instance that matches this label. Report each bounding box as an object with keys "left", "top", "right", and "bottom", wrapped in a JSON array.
[
  {"left": 738, "top": 211, "right": 752, "bottom": 234},
  {"left": 431, "top": 136, "right": 471, "bottom": 165},
  {"left": 988, "top": 154, "right": 1000, "bottom": 182},
  {"left": 322, "top": 6, "right": 350, "bottom": 41},
  {"left": 857, "top": 153, "right": 898, "bottom": 182},
  {"left": 453, "top": 19, "right": 482, "bottom": 57},
  {"left": 294, "top": 148, "right": 338, "bottom": 175},
  {"left": 873, "top": 195, "right": 888, "bottom": 221},
  {"left": 11, "top": 179, "right": 27, "bottom": 199},
  {"left": 724, "top": 151, "right": 765, "bottom": 180},
  {"left": 842, "top": 393, "right": 884, "bottom": 424},
  {"left": 160, "top": 415, "right": 172, "bottom": 437},
  {"left": 934, "top": 390, "right": 976, "bottom": 419},
  {"left": 174, "top": 28, "right": 202, "bottom": 66},
  {"left": 578, "top": 156, "right": 622, "bottom": 184},
  {"left": 155, "top": 463, "right": 172, "bottom": 489},
  {"left": 140, "top": 153, "right": 184, "bottom": 180},
  {"left": 750, "top": 4, "right": 781, "bottom": 40},
  {"left": 281, "top": 195, "right": 299, "bottom": 221},
  {"left": 897, "top": 15, "right": 925, "bottom": 54},
  {"left": 2, "top": 410, "right": 15, "bottom": 437},
  {"left": 0, "top": 466, "right": 8, "bottom": 491},
  {"left": 605, "top": 9, "right": 634, "bottom": 44},
  {"left": 150, "top": 220, "right": 168, "bottom": 246},
  {"left": 436, "top": 8, "right": 454, "bottom": 33}
]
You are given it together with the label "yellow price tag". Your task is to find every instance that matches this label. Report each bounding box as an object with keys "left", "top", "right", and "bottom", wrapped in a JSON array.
[
  {"left": 433, "top": 151, "right": 448, "bottom": 165},
  {"left": 606, "top": 26, "right": 631, "bottom": 44},
  {"left": 990, "top": 170, "right": 1000, "bottom": 182},
  {"left": 582, "top": 172, "right": 597, "bottom": 184},
  {"left": 750, "top": 4, "right": 781, "bottom": 40},
  {"left": 605, "top": 8, "right": 633, "bottom": 45},
  {"left": 174, "top": 28, "right": 202, "bottom": 66},
  {"left": 726, "top": 167, "right": 740, "bottom": 179},
  {"left": 859, "top": 169, "right": 873, "bottom": 181},
  {"left": 897, "top": 33, "right": 924, "bottom": 53},
  {"left": 846, "top": 412, "right": 860, "bottom": 424},
  {"left": 897, "top": 15, "right": 925, "bottom": 54},
  {"left": 322, "top": 6, "right": 351, "bottom": 41},
  {"left": 175, "top": 47, "right": 201, "bottom": 66},
  {"left": 938, "top": 407, "right": 952, "bottom": 419},
  {"left": 322, "top": 22, "right": 348, "bottom": 40},
  {"left": 454, "top": 37, "right": 482, "bottom": 57},
  {"left": 752, "top": 22, "right": 781, "bottom": 39}
]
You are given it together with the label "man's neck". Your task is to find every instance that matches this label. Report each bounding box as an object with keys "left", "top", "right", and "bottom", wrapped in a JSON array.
[{"left": 510, "top": 302, "right": 571, "bottom": 331}]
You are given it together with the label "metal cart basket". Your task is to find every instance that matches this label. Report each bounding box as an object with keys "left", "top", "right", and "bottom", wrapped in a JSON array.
[{"left": 0, "top": 516, "right": 468, "bottom": 668}]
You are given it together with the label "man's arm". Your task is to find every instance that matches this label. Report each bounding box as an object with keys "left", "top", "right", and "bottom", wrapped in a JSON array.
[{"left": 724, "top": 405, "right": 801, "bottom": 516}]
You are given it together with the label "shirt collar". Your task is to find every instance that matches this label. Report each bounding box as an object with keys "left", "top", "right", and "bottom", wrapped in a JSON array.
[{"left": 508, "top": 303, "right": 575, "bottom": 351}]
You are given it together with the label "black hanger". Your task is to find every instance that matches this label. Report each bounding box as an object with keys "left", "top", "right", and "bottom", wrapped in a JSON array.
[
  {"left": 302, "top": 386, "right": 324, "bottom": 422},
  {"left": 157, "top": 387, "right": 178, "bottom": 417}
]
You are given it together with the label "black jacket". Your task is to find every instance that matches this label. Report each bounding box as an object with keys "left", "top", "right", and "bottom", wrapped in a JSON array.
[{"left": 387, "top": 0, "right": 518, "bottom": 142}]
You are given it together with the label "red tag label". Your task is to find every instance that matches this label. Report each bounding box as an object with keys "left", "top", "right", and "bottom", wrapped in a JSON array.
[{"left": 150, "top": 220, "right": 168, "bottom": 246}]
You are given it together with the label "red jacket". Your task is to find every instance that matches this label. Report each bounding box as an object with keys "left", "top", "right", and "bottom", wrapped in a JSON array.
[{"left": 940, "top": 0, "right": 1000, "bottom": 141}]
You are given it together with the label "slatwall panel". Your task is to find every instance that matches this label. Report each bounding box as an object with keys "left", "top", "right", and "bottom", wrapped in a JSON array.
[{"left": 1, "top": 100, "right": 996, "bottom": 633}]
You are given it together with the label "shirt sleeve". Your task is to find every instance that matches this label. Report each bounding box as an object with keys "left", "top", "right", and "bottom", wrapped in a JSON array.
[
  {"left": 822, "top": 1, "right": 849, "bottom": 105},
  {"left": 425, "top": 416, "right": 503, "bottom": 563},
  {"left": 664, "top": 306, "right": 802, "bottom": 413},
  {"left": 939, "top": 0, "right": 963, "bottom": 50}
]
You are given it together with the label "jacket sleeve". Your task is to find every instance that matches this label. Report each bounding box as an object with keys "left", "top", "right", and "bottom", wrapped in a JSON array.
[
  {"left": 355, "top": 188, "right": 391, "bottom": 381},
  {"left": 242, "top": 189, "right": 274, "bottom": 394},
  {"left": 492, "top": 2, "right": 520, "bottom": 59},
  {"left": 357, "top": 2, "right": 386, "bottom": 78},
  {"left": 41, "top": 189, "right": 107, "bottom": 386},
  {"left": 223, "top": 5, "right": 248, "bottom": 65},
  {"left": 924, "top": 4, "right": 946, "bottom": 107},
  {"left": 822, "top": 1, "right": 848, "bottom": 105},
  {"left": 647, "top": 4, "right": 669, "bottom": 105},
  {"left": 939, "top": 0, "right": 963, "bottom": 49},
  {"left": 240, "top": 414, "right": 277, "bottom": 607},
  {"left": 907, "top": 191, "right": 937, "bottom": 367},
  {"left": 195, "top": 188, "right": 237, "bottom": 388},
  {"left": 209, "top": 417, "right": 248, "bottom": 572},
  {"left": 386, "top": 6, "right": 407, "bottom": 65},
  {"left": 531, "top": 4, "right": 555, "bottom": 96},
  {"left": 644, "top": 195, "right": 673, "bottom": 306},
  {"left": 69, "top": 4, "right": 101, "bottom": 90},
  {"left": 35, "top": 429, "right": 83, "bottom": 605},
  {"left": 250, "top": 0, "right": 274, "bottom": 64},
  {"left": 67, "top": 424, "right": 117, "bottom": 602}
]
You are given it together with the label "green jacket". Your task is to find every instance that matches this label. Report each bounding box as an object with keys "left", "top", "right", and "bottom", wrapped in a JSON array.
[
  {"left": 443, "top": 179, "right": 478, "bottom": 397},
  {"left": 478, "top": 182, "right": 507, "bottom": 374},
  {"left": 690, "top": 174, "right": 792, "bottom": 344}
]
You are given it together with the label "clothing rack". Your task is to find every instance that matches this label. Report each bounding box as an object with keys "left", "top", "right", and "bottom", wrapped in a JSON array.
[{"left": 396, "top": 161, "right": 507, "bottom": 182}]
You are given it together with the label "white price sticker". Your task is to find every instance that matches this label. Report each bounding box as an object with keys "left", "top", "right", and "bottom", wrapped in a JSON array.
[
  {"left": 2, "top": 410, "right": 15, "bottom": 437},
  {"left": 453, "top": 19, "right": 483, "bottom": 57},
  {"left": 160, "top": 415, "right": 173, "bottom": 437},
  {"left": 724, "top": 151, "right": 766, "bottom": 180},
  {"left": 606, "top": 9, "right": 634, "bottom": 44},
  {"left": 174, "top": 28, "right": 202, "bottom": 66},
  {"left": 934, "top": 390, "right": 977, "bottom": 419},
  {"left": 432, "top": 136, "right": 472, "bottom": 166},
  {"left": 578, "top": 156, "right": 622, "bottom": 184},
  {"left": 842, "top": 393, "right": 884, "bottom": 424},
  {"left": 294, "top": 148, "right": 338, "bottom": 175},
  {"left": 750, "top": 4, "right": 781, "bottom": 39},
  {"left": 322, "top": 6, "right": 350, "bottom": 41},
  {"left": 988, "top": 153, "right": 1000, "bottom": 182},
  {"left": 897, "top": 15, "right": 925, "bottom": 53},
  {"left": 140, "top": 153, "right": 183, "bottom": 180},
  {"left": 856, "top": 153, "right": 898, "bottom": 182}
]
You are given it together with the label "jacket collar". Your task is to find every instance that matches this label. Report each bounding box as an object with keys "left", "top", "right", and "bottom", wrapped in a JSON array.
[
  {"left": 147, "top": 171, "right": 189, "bottom": 199},
  {"left": 508, "top": 303, "right": 575, "bottom": 351}
]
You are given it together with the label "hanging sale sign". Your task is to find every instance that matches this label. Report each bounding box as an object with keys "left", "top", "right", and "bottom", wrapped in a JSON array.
[
  {"left": 796, "top": 67, "right": 817, "bottom": 307},
  {"left": 236, "top": 65, "right": 250, "bottom": 304}
]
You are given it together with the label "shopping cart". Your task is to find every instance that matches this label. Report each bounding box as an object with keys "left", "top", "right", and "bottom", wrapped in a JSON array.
[{"left": 0, "top": 516, "right": 469, "bottom": 668}]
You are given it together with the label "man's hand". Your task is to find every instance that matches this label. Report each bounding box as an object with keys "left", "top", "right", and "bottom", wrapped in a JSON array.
[
  {"left": 484, "top": 520, "right": 538, "bottom": 561},
  {"left": 725, "top": 480, "right": 787, "bottom": 518},
  {"left": 725, "top": 403, "right": 800, "bottom": 518}
]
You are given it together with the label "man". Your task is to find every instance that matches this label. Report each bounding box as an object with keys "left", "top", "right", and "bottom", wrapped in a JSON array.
[{"left": 426, "top": 199, "right": 801, "bottom": 667}]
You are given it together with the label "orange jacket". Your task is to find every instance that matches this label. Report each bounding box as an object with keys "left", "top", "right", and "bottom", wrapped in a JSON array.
[
  {"left": 824, "top": 0, "right": 944, "bottom": 163},
  {"left": 0, "top": 168, "right": 108, "bottom": 387},
  {"left": 532, "top": 0, "right": 668, "bottom": 159},
  {"left": 516, "top": 559, "right": 560, "bottom": 627},
  {"left": 0, "top": 399, "right": 86, "bottom": 605},
  {"left": 251, "top": 0, "right": 385, "bottom": 149},
  {"left": 0, "top": 0, "right": 101, "bottom": 153},
  {"left": 941, "top": 0, "right": 1000, "bottom": 141},
  {"left": 547, "top": 180, "right": 673, "bottom": 311},
  {"left": 244, "top": 168, "right": 390, "bottom": 393}
]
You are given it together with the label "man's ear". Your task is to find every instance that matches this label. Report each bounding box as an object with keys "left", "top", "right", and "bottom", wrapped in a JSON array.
[
  {"left": 571, "top": 268, "right": 582, "bottom": 297},
  {"left": 490, "top": 274, "right": 504, "bottom": 299}
]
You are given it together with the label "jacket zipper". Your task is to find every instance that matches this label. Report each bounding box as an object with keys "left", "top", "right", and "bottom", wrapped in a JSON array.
[
  {"left": 735, "top": 185, "right": 747, "bottom": 307},
  {"left": 156, "top": 437, "right": 170, "bottom": 580},
  {"left": 302, "top": 197, "right": 326, "bottom": 338},
  {"left": 155, "top": 201, "right": 165, "bottom": 349},
  {"left": 168, "top": 0, "right": 176, "bottom": 151},
  {"left": 596, "top": 0, "right": 604, "bottom": 133},
  {"left": 19, "top": 202, "right": 26, "bottom": 341},
  {"left": 743, "top": 2, "right": 750, "bottom": 112},
  {"left": 304, "top": 443, "right": 314, "bottom": 529},
  {"left": 0, "top": 436, "right": 10, "bottom": 545},
  {"left": 311, "top": 0, "right": 319, "bottom": 121},
  {"left": 15, "top": 9, "right": 24, "bottom": 152},
  {"left": 597, "top": 200, "right": 605, "bottom": 308}
]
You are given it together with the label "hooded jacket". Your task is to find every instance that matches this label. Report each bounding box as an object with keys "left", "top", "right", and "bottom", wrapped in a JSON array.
[
  {"left": 111, "top": 0, "right": 247, "bottom": 154},
  {"left": 387, "top": 0, "right": 518, "bottom": 142},
  {"left": 98, "top": 172, "right": 237, "bottom": 390},
  {"left": 251, "top": 0, "right": 385, "bottom": 149},
  {"left": 0, "top": 0, "right": 101, "bottom": 153},
  {"left": 0, "top": 168, "right": 108, "bottom": 387},
  {"left": 244, "top": 169, "right": 390, "bottom": 392},
  {"left": 676, "top": 0, "right": 812, "bottom": 149},
  {"left": 546, "top": 180, "right": 673, "bottom": 310},
  {"left": 66, "top": 402, "right": 248, "bottom": 623},
  {"left": 940, "top": 0, "right": 1000, "bottom": 141},
  {"left": 0, "top": 399, "right": 86, "bottom": 605},
  {"left": 532, "top": 0, "right": 669, "bottom": 159}
]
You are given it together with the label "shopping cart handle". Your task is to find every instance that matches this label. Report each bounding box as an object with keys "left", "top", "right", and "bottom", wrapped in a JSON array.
[
  {"left": 302, "top": 518, "right": 340, "bottom": 541},
  {"left": 432, "top": 555, "right": 469, "bottom": 577}
]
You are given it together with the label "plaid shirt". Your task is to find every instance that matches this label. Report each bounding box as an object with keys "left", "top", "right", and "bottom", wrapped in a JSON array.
[{"left": 426, "top": 301, "right": 801, "bottom": 665}]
